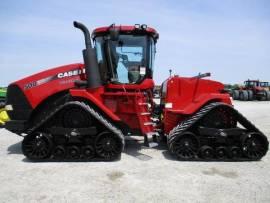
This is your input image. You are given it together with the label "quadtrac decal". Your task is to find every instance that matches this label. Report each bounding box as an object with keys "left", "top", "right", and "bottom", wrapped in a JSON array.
[{"left": 24, "top": 68, "right": 85, "bottom": 90}]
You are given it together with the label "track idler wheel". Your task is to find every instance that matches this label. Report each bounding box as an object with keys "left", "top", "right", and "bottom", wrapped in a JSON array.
[
  {"left": 170, "top": 132, "right": 199, "bottom": 160},
  {"left": 200, "top": 145, "right": 214, "bottom": 159},
  {"left": 82, "top": 145, "right": 95, "bottom": 159},
  {"left": 68, "top": 146, "right": 81, "bottom": 159},
  {"left": 95, "top": 131, "right": 123, "bottom": 160},
  {"left": 242, "top": 132, "right": 268, "bottom": 160},
  {"left": 22, "top": 132, "right": 53, "bottom": 161},
  {"left": 53, "top": 145, "right": 66, "bottom": 159},
  {"left": 216, "top": 146, "right": 228, "bottom": 159}
]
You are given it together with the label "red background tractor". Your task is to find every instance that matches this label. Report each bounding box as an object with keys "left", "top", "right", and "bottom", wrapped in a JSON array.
[{"left": 232, "top": 80, "right": 270, "bottom": 101}]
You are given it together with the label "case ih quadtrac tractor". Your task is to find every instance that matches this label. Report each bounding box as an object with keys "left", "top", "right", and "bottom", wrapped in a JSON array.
[
  {"left": 4, "top": 22, "right": 268, "bottom": 161},
  {"left": 232, "top": 80, "right": 270, "bottom": 101}
]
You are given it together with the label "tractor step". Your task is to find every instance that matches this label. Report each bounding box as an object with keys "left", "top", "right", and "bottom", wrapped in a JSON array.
[
  {"left": 141, "top": 112, "right": 151, "bottom": 115},
  {"left": 144, "top": 122, "right": 155, "bottom": 126},
  {"left": 138, "top": 102, "right": 150, "bottom": 106},
  {"left": 144, "top": 132, "right": 159, "bottom": 147}
]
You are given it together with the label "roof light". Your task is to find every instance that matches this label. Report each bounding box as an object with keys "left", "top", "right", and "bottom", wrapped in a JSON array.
[
  {"left": 141, "top": 24, "right": 147, "bottom": 30},
  {"left": 134, "top": 24, "right": 140, "bottom": 29}
]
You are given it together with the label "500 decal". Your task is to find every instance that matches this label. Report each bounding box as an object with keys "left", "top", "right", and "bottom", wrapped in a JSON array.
[{"left": 24, "top": 81, "right": 37, "bottom": 89}]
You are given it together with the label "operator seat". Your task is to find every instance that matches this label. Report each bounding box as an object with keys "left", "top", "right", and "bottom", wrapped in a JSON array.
[{"left": 128, "top": 66, "right": 140, "bottom": 83}]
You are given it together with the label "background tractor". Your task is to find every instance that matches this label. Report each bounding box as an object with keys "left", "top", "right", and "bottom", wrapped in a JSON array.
[
  {"left": 0, "top": 87, "right": 9, "bottom": 127},
  {"left": 0, "top": 87, "right": 6, "bottom": 106},
  {"left": 3, "top": 22, "right": 268, "bottom": 161},
  {"left": 232, "top": 80, "right": 270, "bottom": 101}
]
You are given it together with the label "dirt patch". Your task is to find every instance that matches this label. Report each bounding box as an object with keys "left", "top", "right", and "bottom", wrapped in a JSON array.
[
  {"left": 202, "top": 167, "right": 238, "bottom": 179},
  {"left": 107, "top": 171, "right": 124, "bottom": 181}
]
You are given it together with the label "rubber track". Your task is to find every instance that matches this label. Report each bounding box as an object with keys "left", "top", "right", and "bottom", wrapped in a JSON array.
[
  {"left": 26, "top": 101, "right": 125, "bottom": 151},
  {"left": 167, "top": 102, "right": 269, "bottom": 161}
]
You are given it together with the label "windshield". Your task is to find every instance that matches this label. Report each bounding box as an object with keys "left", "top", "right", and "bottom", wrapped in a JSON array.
[
  {"left": 245, "top": 81, "right": 258, "bottom": 87},
  {"left": 95, "top": 35, "right": 155, "bottom": 84},
  {"left": 260, "top": 82, "right": 269, "bottom": 87}
]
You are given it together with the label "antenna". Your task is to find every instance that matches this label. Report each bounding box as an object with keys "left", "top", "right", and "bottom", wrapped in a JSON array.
[{"left": 169, "top": 69, "right": 172, "bottom": 77}]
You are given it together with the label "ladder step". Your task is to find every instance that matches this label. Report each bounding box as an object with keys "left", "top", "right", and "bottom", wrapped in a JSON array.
[
  {"left": 154, "top": 128, "right": 162, "bottom": 132},
  {"left": 144, "top": 122, "right": 155, "bottom": 126},
  {"left": 139, "top": 102, "right": 150, "bottom": 106},
  {"left": 146, "top": 131, "right": 157, "bottom": 136},
  {"left": 141, "top": 112, "right": 151, "bottom": 115},
  {"left": 151, "top": 117, "right": 159, "bottom": 122}
]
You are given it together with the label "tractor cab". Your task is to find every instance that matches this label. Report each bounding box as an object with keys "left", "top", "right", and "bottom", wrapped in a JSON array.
[
  {"left": 244, "top": 80, "right": 259, "bottom": 88},
  {"left": 92, "top": 25, "right": 159, "bottom": 85},
  {"left": 260, "top": 82, "right": 269, "bottom": 87}
]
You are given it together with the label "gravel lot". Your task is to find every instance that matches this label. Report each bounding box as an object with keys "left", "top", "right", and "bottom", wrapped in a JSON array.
[{"left": 0, "top": 101, "right": 269, "bottom": 203}]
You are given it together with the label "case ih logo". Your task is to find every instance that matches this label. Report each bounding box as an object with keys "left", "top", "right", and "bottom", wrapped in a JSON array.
[{"left": 57, "top": 69, "right": 85, "bottom": 79}]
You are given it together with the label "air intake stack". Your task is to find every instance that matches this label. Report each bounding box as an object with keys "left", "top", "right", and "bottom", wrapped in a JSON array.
[{"left": 73, "top": 21, "right": 101, "bottom": 88}]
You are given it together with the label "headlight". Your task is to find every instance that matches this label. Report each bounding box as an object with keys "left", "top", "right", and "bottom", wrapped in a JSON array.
[{"left": 5, "top": 105, "right": 13, "bottom": 111}]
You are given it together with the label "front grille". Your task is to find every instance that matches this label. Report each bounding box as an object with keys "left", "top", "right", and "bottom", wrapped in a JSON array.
[{"left": 6, "top": 84, "right": 32, "bottom": 120}]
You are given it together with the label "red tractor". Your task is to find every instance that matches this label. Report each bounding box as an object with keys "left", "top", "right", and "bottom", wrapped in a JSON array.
[
  {"left": 232, "top": 80, "right": 270, "bottom": 101},
  {"left": 4, "top": 22, "right": 268, "bottom": 161}
]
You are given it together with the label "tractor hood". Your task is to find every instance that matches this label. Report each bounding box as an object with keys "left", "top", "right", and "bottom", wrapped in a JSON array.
[{"left": 7, "top": 63, "right": 85, "bottom": 109}]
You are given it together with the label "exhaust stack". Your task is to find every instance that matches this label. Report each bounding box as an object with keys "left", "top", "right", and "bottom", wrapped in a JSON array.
[{"left": 73, "top": 21, "right": 101, "bottom": 88}]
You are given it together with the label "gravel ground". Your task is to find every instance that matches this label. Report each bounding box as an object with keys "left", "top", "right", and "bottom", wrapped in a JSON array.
[{"left": 0, "top": 101, "right": 269, "bottom": 203}]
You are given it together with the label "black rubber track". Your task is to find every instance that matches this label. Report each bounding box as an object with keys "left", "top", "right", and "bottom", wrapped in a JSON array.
[
  {"left": 22, "top": 101, "right": 125, "bottom": 161},
  {"left": 168, "top": 102, "right": 269, "bottom": 161}
]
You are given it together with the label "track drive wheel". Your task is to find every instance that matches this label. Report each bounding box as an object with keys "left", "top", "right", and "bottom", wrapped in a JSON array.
[
  {"left": 95, "top": 131, "right": 123, "bottom": 160},
  {"left": 200, "top": 145, "right": 214, "bottom": 159},
  {"left": 170, "top": 132, "right": 199, "bottom": 160},
  {"left": 242, "top": 132, "right": 268, "bottom": 160},
  {"left": 22, "top": 132, "right": 53, "bottom": 161}
]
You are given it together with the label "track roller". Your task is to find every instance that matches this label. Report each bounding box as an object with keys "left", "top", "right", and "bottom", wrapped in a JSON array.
[
  {"left": 82, "top": 145, "right": 95, "bottom": 159},
  {"left": 229, "top": 146, "right": 242, "bottom": 159},
  {"left": 53, "top": 145, "right": 66, "bottom": 159},
  {"left": 68, "top": 146, "right": 81, "bottom": 159},
  {"left": 199, "top": 145, "right": 214, "bottom": 159},
  {"left": 216, "top": 146, "right": 228, "bottom": 159}
]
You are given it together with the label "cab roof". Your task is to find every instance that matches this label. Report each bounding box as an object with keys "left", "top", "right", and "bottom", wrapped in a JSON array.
[{"left": 92, "top": 24, "right": 159, "bottom": 40}]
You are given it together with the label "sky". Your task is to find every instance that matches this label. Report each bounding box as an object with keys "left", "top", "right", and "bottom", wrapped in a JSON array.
[{"left": 0, "top": 0, "right": 270, "bottom": 86}]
